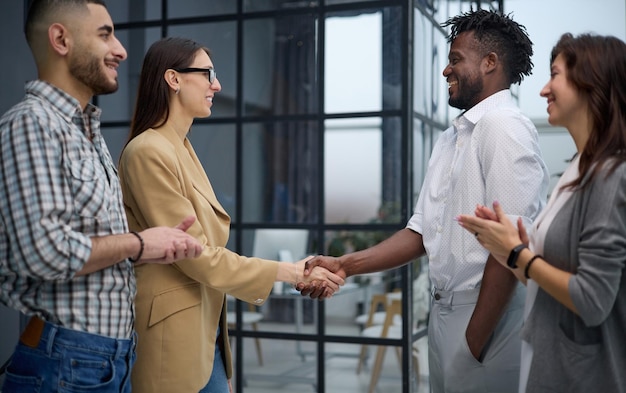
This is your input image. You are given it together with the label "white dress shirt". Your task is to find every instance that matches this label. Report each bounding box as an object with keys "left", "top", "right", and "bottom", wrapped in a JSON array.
[{"left": 407, "top": 89, "right": 549, "bottom": 291}]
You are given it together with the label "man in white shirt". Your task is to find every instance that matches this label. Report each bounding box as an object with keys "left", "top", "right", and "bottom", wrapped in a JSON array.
[{"left": 300, "top": 9, "right": 549, "bottom": 392}]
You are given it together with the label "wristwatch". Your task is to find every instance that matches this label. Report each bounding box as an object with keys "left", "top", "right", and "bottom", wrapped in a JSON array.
[{"left": 506, "top": 244, "right": 527, "bottom": 269}]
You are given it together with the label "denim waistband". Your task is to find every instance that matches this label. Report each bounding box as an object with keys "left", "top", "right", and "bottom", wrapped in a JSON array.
[
  {"left": 431, "top": 287, "right": 481, "bottom": 307},
  {"left": 31, "top": 319, "right": 135, "bottom": 360}
]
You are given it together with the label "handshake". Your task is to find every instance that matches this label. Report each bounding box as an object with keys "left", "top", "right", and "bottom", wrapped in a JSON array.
[{"left": 292, "top": 255, "right": 346, "bottom": 299}]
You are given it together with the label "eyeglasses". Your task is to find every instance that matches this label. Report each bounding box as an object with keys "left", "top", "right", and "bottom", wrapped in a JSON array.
[{"left": 174, "top": 67, "right": 217, "bottom": 84}]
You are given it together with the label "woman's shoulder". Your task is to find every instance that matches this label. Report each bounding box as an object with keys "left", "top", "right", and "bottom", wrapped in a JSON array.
[
  {"left": 582, "top": 158, "right": 626, "bottom": 203},
  {"left": 591, "top": 158, "right": 626, "bottom": 183},
  {"left": 120, "top": 128, "right": 178, "bottom": 168},
  {"left": 125, "top": 128, "right": 176, "bottom": 153}
]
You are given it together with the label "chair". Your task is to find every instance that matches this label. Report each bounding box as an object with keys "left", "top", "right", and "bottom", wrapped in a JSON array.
[
  {"left": 360, "top": 298, "right": 420, "bottom": 393},
  {"left": 226, "top": 300, "right": 264, "bottom": 366},
  {"left": 355, "top": 290, "right": 402, "bottom": 374}
]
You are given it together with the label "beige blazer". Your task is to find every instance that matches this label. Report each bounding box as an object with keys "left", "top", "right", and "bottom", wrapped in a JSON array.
[{"left": 118, "top": 126, "right": 278, "bottom": 393}]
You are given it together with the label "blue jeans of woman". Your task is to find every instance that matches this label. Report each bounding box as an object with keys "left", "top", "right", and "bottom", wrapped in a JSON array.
[{"left": 198, "top": 326, "right": 229, "bottom": 393}]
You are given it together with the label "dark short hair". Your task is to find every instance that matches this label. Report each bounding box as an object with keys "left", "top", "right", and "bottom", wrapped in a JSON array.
[
  {"left": 442, "top": 9, "right": 533, "bottom": 85},
  {"left": 127, "top": 37, "right": 210, "bottom": 144},
  {"left": 25, "top": 0, "right": 107, "bottom": 46}
]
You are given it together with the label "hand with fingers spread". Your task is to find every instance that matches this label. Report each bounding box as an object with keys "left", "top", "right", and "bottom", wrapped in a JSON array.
[
  {"left": 457, "top": 201, "right": 528, "bottom": 266},
  {"left": 132, "top": 215, "right": 204, "bottom": 265}
]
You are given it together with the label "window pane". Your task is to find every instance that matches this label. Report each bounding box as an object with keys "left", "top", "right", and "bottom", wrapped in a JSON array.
[
  {"left": 167, "top": 0, "right": 236, "bottom": 18},
  {"left": 244, "top": 0, "right": 319, "bottom": 12},
  {"left": 243, "top": 15, "right": 318, "bottom": 116},
  {"left": 100, "top": 126, "right": 129, "bottom": 164},
  {"left": 229, "top": 337, "right": 318, "bottom": 392},
  {"left": 538, "top": 130, "right": 577, "bottom": 194},
  {"left": 413, "top": 9, "right": 452, "bottom": 125},
  {"left": 412, "top": 117, "right": 427, "bottom": 199},
  {"left": 322, "top": 342, "right": 408, "bottom": 392},
  {"left": 325, "top": 117, "right": 400, "bottom": 224},
  {"left": 326, "top": 0, "right": 379, "bottom": 4},
  {"left": 106, "top": 0, "right": 161, "bottom": 23},
  {"left": 413, "top": 11, "right": 435, "bottom": 118},
  {"left": 188, "top": 124, "right": 237, "bottom": 220},
  {"left": 325, "top": 11, "right": 381, "bottom": 114},
  {"left": 242, "top": 122, "right": 320, "bottom": 224},
  {"left": 99, "top": 28, "right": 161, "bottom": 123},
  {"left": 412, "top": 117, "right": 445, "bottom": 201},
  {"left": 169, "top": 22, "right": 237, "bottom": 118},
  {"left": 325, "top": 8, "right": 402, "bottom": 114}
]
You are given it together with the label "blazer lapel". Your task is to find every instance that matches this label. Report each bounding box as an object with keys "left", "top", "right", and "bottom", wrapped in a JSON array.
[{"left": 157, "top": 126, "right": 229, "bottom": 218}]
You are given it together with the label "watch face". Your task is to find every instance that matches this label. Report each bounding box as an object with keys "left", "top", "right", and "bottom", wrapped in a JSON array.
[{"left": 507, "top": 244, "right": 526, "bottom": 269}]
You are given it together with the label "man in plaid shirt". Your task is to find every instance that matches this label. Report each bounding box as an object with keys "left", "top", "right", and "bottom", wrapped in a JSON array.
[{"left": 0, "top": 1, "right": 203, "bottom": 392}]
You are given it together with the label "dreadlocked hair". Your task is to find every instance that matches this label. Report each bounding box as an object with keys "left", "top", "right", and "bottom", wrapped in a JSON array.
[{"left": 442, "top": 9, "right": 533, "bottom": 85}]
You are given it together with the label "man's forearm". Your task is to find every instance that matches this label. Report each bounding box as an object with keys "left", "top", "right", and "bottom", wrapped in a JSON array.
[
  {"left": 76, "top": 233, "right": 140, "bottom": 276},
  {"left": 465, "top": 254, "right": 518, "bottom": 360},
  {"left": 341, "top": 228, "right": 426, "bottom": 277}
]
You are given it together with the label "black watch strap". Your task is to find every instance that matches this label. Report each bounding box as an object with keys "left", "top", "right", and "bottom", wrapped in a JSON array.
[{"left": 506, "top": 244, "right": 527, "bottom": 269}]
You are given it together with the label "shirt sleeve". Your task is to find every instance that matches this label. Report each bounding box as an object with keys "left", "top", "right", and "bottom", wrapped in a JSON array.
[
  {"left": 0, "top": 112, "right": 91, "bottom": 281},
  {"left": 569, "top": 163, "right": 626, "bottom": 326}
]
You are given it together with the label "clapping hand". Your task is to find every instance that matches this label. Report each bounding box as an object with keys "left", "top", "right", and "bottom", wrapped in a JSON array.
[{"left": 457, "top": 201, "right": 529, "bottom": 266}]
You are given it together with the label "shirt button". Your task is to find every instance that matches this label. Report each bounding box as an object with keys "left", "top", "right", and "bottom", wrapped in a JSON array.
[
  {"left": 434, "top": 293, "right": 441, "bottom": 300},
  {"left": 437, "top": 225, "right": 442, "bottom": 233}
]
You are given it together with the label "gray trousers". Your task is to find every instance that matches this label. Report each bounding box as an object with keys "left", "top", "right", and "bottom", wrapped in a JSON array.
[{"left": 428, "top": 284, "right": 525, "bottom": 393}]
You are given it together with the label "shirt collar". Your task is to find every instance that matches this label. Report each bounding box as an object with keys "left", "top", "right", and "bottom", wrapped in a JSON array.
[
  {"left": 457, "top": 89, "right": 513, "bottom": 126},
  {"left": 25, "top": 80, "right": 102, "bottom": 122}
]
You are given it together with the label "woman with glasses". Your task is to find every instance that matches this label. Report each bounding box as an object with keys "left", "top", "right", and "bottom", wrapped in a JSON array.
[{"left": 118, "top": 37, "right": 344, "bottom": 393}]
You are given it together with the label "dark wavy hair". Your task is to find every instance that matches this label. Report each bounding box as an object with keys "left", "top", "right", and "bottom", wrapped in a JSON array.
[
  {"left": 552, "top": 33, "right": 626, "bottom": 189},
  {"left": 126, "top": 37, "right": 210, "bottom": 145},
  {"left": 442, "top": 9, "right": 533, "bottom": 85}
]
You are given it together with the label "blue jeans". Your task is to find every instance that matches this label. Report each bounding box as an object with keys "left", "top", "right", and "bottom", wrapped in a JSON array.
[
  {"left": 1, "top": 320, "right": 136, "bottom": 393},
  {"left": 198, "top": 327, "right": 229, "bottom": 393}
]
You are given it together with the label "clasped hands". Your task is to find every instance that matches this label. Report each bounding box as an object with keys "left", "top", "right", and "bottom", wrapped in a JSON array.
[
  {"left": 293, "top": 256, "right": 346, "bottom": 298},
  {"left": 295, "top": 255, "right": 347, "bottom": 299}
]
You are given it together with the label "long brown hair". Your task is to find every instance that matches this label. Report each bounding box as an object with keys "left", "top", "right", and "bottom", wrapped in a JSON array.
[
  {"left": 552, "top": 33, "right": 626, "bottom": 189},
  {"left": 125, "top": 37, "right": 210, "bottom": 146}
]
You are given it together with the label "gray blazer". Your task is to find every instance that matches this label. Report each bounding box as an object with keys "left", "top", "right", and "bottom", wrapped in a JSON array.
[{"left": 522, "top": 160, "right": 626, "bottom": 393}]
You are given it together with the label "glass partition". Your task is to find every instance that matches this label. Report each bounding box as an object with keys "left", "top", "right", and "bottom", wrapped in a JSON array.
[
  {"left": 188, "top": 124, "right": 238, "bottom": 219},
  {"left": 243, "top": 15, "right": 319, "bottom": 117},
  {"left": 106, "top": 0, "right": 161, "bottom": 23},
  {"left": 242, "top": 121, "right": 320, "bottom": 224}
]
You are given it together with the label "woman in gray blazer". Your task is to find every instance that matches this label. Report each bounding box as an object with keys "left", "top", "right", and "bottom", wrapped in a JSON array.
[{"left": 458, "top": 33, "right": 626, "bottom": 393}]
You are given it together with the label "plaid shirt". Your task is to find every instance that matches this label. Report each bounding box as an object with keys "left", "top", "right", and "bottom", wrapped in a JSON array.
[{"left": 0, "top": 80, "right": 135, "bottom": 338}]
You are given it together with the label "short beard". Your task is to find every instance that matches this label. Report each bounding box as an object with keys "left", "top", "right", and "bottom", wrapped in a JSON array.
[
  {"left": 69, "top": 52, "right": 119, "bottom": 96},
  {"left": 449, "top": 74, "right": 483, "bottom": 110}
]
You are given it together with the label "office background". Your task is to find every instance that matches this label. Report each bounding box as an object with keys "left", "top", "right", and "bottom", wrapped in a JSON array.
[{"left": 0, "top": 1, "right": 624, "bottom": 392}]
